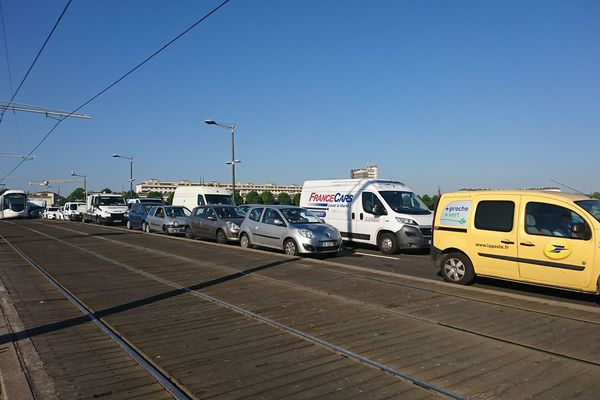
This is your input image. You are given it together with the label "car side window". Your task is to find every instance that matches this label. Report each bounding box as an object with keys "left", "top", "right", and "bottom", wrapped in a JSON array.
[
  {"left": 203, "top": 208, "right": 215, "bottom": 220},
  {"left": 249, "top": 208, "right": 263, "bottom": 222},
  {"left": 194, "top": 207, "right": 205, "bottom": 218},
  {"left": 362, "top": 192, "right": 386, "bottom": 215},
  {"left": 262, "top": 208, "right": 283, "bottom": 225},
  {"left": 197, "top": 195, "right": 206, "bottom": 206},
  {"left": 474, "top": 201, "right": 514, "bottom": 232},
  {"left": 525, "top": 202, "right": 591, "bottom": 240},
  {"left": 156, "top": 208, "right": 165, "bottom": 218}
]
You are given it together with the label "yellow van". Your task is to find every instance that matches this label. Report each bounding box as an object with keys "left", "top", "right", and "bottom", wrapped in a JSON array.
[{"left": 431, "top": 190, "right": 600, "bottom": 293}]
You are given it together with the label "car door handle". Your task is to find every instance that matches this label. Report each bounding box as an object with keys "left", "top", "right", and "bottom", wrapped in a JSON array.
[
  {"left": 520, "top": 241, "right": 535, "bottom": 247},
  {"left": 501, "top": 240, "right": 515, "bottom": 245}
]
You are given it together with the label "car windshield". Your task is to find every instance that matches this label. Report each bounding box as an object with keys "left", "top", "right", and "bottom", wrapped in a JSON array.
[
  {"left": 165, "top": 207, "right": 191, "bottom": 218},
  {"left": 575, "top": 199, "right": 600, "bottom": 223},
  {"left": 379, "top": 191, "right": 431, "bottom": 215},
  {"left": 280, "top": 208, "right": 322, "bottom": 224},
  {"left": 99, "top": 196, "right": 126, "bottom": 206},
  {"left": 205, "top": 194, "right": 234, "bottom": 205},
  {"left": 214, "top": 206, "right": 245, "bottom": 219}
]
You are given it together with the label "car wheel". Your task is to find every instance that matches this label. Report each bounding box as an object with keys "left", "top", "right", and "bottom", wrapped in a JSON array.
[
  {"left": 162, "top": 225, "right": 169, "bottom": 235},
  {"left": 284, "top": 239, "right": 299, "bottom": 256},
  {"left": 185, "top": 226, "right": 194, "bottom": 239},
  {"left": 126, "top": 220, "right": 132, "bottom": 230},
  {"left": 441, "top": 252, "right": 475, "bottom": 285},
  {"left": 377, "top": 232, "right": 399, "bottom": 255},
  {"left": 240, "top": 233, "right": 251, "bottom": 249},
  {"left": 216, "top": 229, "right": 228, "bottom": 244},
  {"left": 143, "top": 223, "right": 150, "bottom": 233}
]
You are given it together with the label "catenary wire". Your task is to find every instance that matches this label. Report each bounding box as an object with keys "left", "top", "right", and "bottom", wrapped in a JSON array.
[
  {"left": 0, "top": 0, "right": 22, "bottom": 149},
  {"left": 0, "top": 0, "right": 72, "bottom": 128},
  {"left": 0, "top": 0, "right": 231, "bottom": 184}
]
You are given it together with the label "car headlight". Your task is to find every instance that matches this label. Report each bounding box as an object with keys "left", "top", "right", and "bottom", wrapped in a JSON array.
[
  {"left": 333, "top": 229, "right": 341, "bottom": 239},
  {"left": 396, "top": 217, "right": 418, "bottom": 225},
  {"left": 226, "top": 221, "right": 240, "bottom": 231},
  {"left": 299, "top": 229, "right": 315, "bottom": 239}
]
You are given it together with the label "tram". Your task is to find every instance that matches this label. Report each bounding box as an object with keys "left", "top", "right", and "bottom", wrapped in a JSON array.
[{"left": 0, "top": 189, "right": 28, "bottom": 219}]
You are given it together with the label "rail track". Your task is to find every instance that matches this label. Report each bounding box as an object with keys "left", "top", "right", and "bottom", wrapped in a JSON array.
[{"left": 3, "top": 219, "right": 600, "bottom": 399}]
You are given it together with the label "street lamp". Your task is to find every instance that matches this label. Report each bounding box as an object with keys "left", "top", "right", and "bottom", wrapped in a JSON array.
[
  {"left": 71, "top": 171, "right": 87, "bottom": 200},
  {"left": 112, "top": 154, "right": 134, "bottom": 195},
  {"left": 204, "top": 119, "right": 240, "bottom": 202}
]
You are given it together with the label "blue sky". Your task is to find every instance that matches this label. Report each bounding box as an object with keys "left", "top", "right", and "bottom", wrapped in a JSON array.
[{"left": 0, "top": 0, "right": 598, "bottom": 196}]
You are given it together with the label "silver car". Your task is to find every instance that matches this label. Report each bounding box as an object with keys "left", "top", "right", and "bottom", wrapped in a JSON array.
[
  {"left": 143, "top": 205, "right": 191, "bottom": 235},
  {"left": 186, "top": 205, "right": 246, "bottom": 243},
  {"left": 239, "top": 206, "right": 343, "bottom": 256}
]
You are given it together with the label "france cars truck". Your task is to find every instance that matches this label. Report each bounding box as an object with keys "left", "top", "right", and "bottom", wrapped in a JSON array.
[
  {"left": 300, "top": 179, "right": 432, "bottom": 254},
  {"left": 83, "top": 193, "right": 128, "bottom": 224}
]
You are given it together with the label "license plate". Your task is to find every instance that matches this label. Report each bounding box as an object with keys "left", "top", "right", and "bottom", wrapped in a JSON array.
[
  {"left": 114, "top": 220, "right": 122, "bottom": 223},
  {"left": 322, "top": 241, "right": 335, "bottom": 247}
]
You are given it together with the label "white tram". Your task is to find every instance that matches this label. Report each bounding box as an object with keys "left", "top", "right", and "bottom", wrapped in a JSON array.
[{"left": 0, "top": 189, "right": 28, "bottom": 219}]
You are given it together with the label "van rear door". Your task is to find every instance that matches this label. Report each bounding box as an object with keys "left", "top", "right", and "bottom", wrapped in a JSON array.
[{"left": 468, "top": 195, "right": 520, "bottom": 279}]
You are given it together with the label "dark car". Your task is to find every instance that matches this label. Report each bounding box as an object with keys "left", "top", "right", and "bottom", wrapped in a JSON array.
[
  {"left": 127, "top": 201, "right": 164, "bottom": 230},
  {"left": 186, "top": 205, "right": 246, "bottom": 243}
]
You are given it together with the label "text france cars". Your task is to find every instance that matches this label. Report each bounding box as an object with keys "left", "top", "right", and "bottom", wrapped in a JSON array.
[
  {"left": 186, "top": 205, "right": 246, "bottom": 243},
  {"left": 143, "top": 205, "right": 191, "bottom": 235},
  {"left": 239, "top": 206, "right": 342, "bottom": 256}
]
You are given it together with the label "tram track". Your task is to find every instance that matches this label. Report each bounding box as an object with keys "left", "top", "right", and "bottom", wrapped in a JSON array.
[
  {"left": 24, "top": 220, "right": 600, "bottom": 369},
  {"left": 4, "top": 219, "right": 600, "bottom": 398},
  {"left": 1, "top": 221, "right": 458, "bottom": 399}
]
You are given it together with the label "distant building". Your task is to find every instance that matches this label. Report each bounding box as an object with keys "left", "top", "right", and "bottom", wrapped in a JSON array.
[
  {"left": 351, "top": 165, "right": 378, "bottom": 179},
  {"left": 135, "top": 179, "right": 302, "bottom": 198},
  {"left": 28, "top": 191, "right": 65, "bottom": 207}
]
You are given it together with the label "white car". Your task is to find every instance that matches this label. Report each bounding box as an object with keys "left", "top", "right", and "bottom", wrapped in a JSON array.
[{"left": 44, "top": 207, "right": 62, "bottom": 220}]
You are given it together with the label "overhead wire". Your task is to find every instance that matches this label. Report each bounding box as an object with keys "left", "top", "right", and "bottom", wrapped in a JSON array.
[
  {"left": 0, "top": 0, "right": 72, "bottom": 127},
  {"left": 0, "top": 0, "right": 22, "bottom": 150},
  {"left": 0, "top": 0, "right": 232, "bottom": 184}
]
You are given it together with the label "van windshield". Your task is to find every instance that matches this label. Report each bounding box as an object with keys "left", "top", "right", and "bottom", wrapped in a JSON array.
[
  {"left": 99, "top": 196, "right": 126, "bottom": 206},
  {"left": 575, "top": 200, "right": 600, "bottom": 223},
  {"left": 379, "top": 191, "right": 431, "bottom": 215},
  {"left": 205, "top": 194, "right": 234, "bottom": 205}
]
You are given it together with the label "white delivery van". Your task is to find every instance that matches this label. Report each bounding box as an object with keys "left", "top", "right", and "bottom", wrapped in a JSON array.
[
  {"left": 62, "top": 202, "right": 86, "bottom": 221},
  {"left": 300, "top": 179, "right": 433, "bottom": 254},
  {"left": 172, "top": 186, "right": 234, "bottom": 210},
  {"left": 83, "top": 193, "right": 128, "bottom": 224}
]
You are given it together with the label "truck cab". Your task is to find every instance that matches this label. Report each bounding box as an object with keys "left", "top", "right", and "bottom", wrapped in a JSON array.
[{"left": 84, "top": 193, "right": 128, "bottom": 225}]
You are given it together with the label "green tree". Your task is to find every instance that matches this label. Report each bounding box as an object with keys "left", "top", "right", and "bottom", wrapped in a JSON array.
[
  {"left": 234, "top": 192, "right": 244, "bottom": 205},
  {"left": 293, "top": 193, "right": 301, "bottom": 206},
  {"left": 147, "top": 191, "right": 163, "bottom": 199},
  {"left": 67, "top": 187, "right": 86, "bottom": 202},
  {"left": 592, "top": 192, "right": 600, "bottom": 200},
  {"left": 261, "top": 191, "right": 275, "bottom": 205},
  {"left": 245, "top": 190, "right": 261, "bottom": 204},
  {"left": 420, "top": 194, "right": 432, "bottom": 209},
  {"left": 278, "top": 192, "right": 292, "bottom": 205},
  {"left": 123, "top": 190, "right": 138, "bottom": 200},
  {"left": 101, "top": 188, "right": 112, "bottom": 193},
  {"left": 166, "top": 192, "right": 174, "bottom": 205},
  {"left": 431, "top": 195, "right": 440, "bottom": 210},
  {"left": 0, "top": 188, "right": 6, "bottom": 196}
]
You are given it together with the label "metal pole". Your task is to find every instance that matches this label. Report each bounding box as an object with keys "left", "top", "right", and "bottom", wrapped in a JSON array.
[
  {"left": 231, "top": 126, "right": 236, "bottom": 201},
  {"left": 130, "top": 158, "right": 133, "bottom": 195}
]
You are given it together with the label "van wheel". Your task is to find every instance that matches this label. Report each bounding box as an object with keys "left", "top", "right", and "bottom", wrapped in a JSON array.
[
  {"left": 95, "top": 216, "right": 101, "bottom": 225},
  {"left": 378, "top": 232, "right": 399, "bottom": 254},
  {"left": 284, "top": 239, "right": 299, "bottom": 256},
  {"left": 441, "top": 252, "right": 475, "bottom": 285},
  {"left": 240, "top": 233, "right": 251, "bottom": 249},
  {"left": 216, "top": 229, "right": 228, "bottom": 244}
]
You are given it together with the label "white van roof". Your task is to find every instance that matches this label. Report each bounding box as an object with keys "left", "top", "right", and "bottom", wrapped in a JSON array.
[
  {"left": 302, "top": 179, "right": 411, "bottom": 192},
  {"left": 173, "top": 186, "right": 232, "bottom": 195}
]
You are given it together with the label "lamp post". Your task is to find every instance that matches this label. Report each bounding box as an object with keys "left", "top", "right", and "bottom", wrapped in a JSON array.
[
  {"left": 204, "top": 119, "right": 240, "bottom": 202},
  {"left": 71, "top": 171, "right": 87, "bottom": 200},
  {"left": 112, "top": 154, "right": 134, "bottom": 195}
]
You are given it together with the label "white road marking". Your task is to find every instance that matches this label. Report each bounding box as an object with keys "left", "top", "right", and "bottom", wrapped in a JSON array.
[{"left": 355, "top": 252, "right": 399, "bottom": 260}]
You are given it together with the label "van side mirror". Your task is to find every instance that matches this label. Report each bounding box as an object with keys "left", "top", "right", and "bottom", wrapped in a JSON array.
[{"left": 372, "top": 204, "right": 387, "bottom": 216}]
